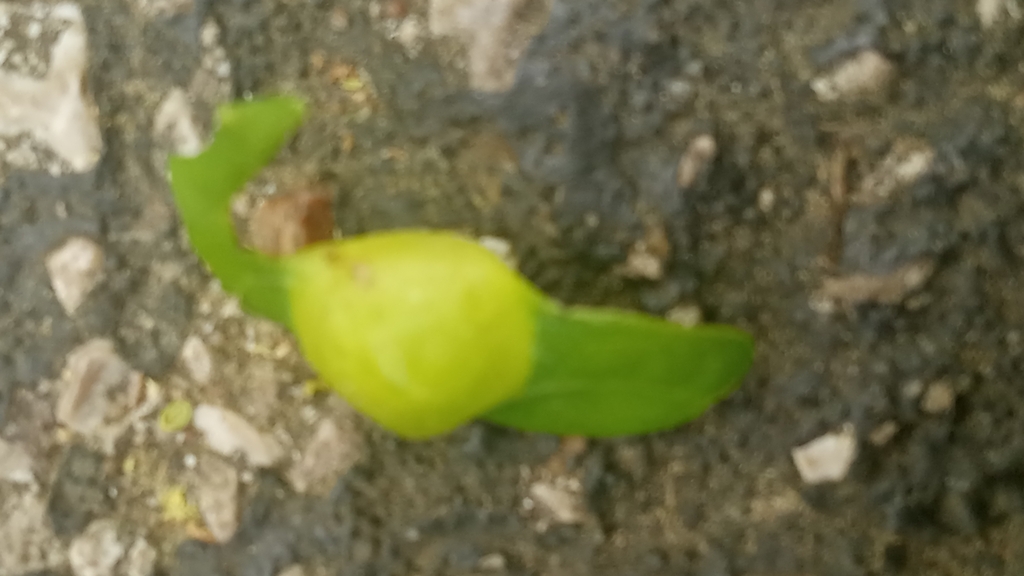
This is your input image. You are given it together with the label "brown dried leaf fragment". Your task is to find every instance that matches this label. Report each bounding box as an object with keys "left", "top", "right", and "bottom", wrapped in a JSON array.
[{"left": 248, "top": 184, "right": 335, "bottom": 256}]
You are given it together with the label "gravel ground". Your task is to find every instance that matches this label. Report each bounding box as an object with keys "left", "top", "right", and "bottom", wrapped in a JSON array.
[{"left": 3, "top": 0, "right": 1024, "bottom": 575}]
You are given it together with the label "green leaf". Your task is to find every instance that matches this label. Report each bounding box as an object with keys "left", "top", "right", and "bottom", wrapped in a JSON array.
[
  {"left": 167, "top": 95, "right": 307, "bottom": 327},
  {"left": 484, "top": 304, "right": 754, "bottom": 437}
]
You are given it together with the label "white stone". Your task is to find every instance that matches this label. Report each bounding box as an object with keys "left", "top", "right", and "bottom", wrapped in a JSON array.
[
  {"left": 288, "top": 418, "right": 363, "bottom": 496},
  {"left": 478, "top": 235, "right": 517, "bottom": 268},
  {"left": 478, "top": 553, "right": 507, "bottom": 571},
  {"left": 56, "top": 339, "right": 135, "bottom": 435},
  {"left": 45, "top": 236, "right": 104, "bottom": 315},
  {"left": 192, "top": 404, "right": 285, "bottom": 467},
  {"left": 132, "top": 0, "right": 194, "bottom": 19},
  {"left": 180, "top": 334, "right": 213, "bottom": 384},
  {"left": 978, "top": 0, "right": 1022, "bottom": 28},
  {"left": 0, "top": 2, "right": 102, "bottom": 172},
  {"left": 528, "top": 477, "right": 584, "bottom": 525},
  {"left": 195, "top": 455, "right": 239, "bottom": 543},
  {"left": 392, "top": 16, "right": 425, "bottom": 57},
  {"left": 667, "top": 304, "right": 702, "bottom": 328},
  {"left": 153, "top": 88, "right": 203, "bottom": 158},
  {"left": 277, "top": 565, "right": 306, "bottom": 576},
  {"left": 0, "top": 491, "right": 66, "bottom": 573},
  {"left": 428, "top": 0, "right": 548, "bottom": 92},
  {"left": 791, "top": 424, "right": 858, "bottom": 484},
  {"left": 68, "top": 519, "right": 125, "bottom": 576},
  {"left": 921, "top": 380, "right": 956, "bottom": 415},
  {"left": 0, "top": 437, "right": 35, "bottom": 484},
  {"left": 121, "top": 537, "right": 157, "bottom": 576},
  {"left": 810, "top": 50, "right": 895, "bottom": 103}
]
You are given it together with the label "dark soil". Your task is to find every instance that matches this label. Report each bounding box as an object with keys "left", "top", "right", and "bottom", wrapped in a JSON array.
[{"left": 5, "top": 0, "right": 1024, "bottom": 574}]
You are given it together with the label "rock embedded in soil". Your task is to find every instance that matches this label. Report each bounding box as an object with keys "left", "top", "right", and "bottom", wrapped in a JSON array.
[
  {"left": 791, "top": 424, "right": 858, "bottom": 484},
  {"left": 55, "top": 339, "right": 162, "bottom": 454},
  {"left": 428, "top": 0, "right": 551, "bottom": 92},
  {"left": 45, "top": 236, "right": 105, "bottom": 316},
  {"left": 192, "top": 404, "right": 285, "bottom": 468},
  {"left": 132, "top": 0, "right": 195, "bottom": 21},
  {"left": 122, "top": 537, "right": 157, "bottom": 576},
  {"left": 620, "top": 219, "right": 671, "bottom": 281},
  {"left": 920, "top": 380, "right": 956, "bottom": 415},
  {"left": 56, "top": 339, "right": 139, "bottom": 437},
  {"left": 810, "top": 49, "right": 895, "bottom": 104},
  {"left": 180, "top": 334, "right": 213, "bottom": 385},
  {"left": 852, "top": 140, "right": 935, "bottom": 207},
  {"left": 195, "top": 455, "right": 240, "bottom": 543},
  {"left": 478, "top": 235, "right": 518, "bottom": 269},
  {"left": 68, "top": 519, "right": 126, "bottom": 576},
  {"left": 528, "top": 476, "right": 586, "bottom": 526},
  {"left": 287, "top": 418, "right": 364, "bottom": 496},
  {"left": 813, "top": 259, "right": 936, "bottom": 308},
  {"left": 676, "top": 134, "right": 717, "bottom": 189},
  {"left": 0, "top": 436, "right": 36, "bottom": 485},
  {"left": 0, "top": 2, "right": 102, "bottom": 173},
  {"left": 478, "top": 553, "right": 507, "bottom": 571},
  {"left": 666, "top": 303, "right": 703, "bottom": 327},
  {"left": 0, "top": 491, "right": 67, "bottom": 574},
  {"left": 977, "top": 0, "right": 1023, "bottom": 28},
  {"left": 153, "top": 88, "right": 204, "bottom": 159},
  {"left": 869, "top": 421, "right": 900, "bottom": 446}
]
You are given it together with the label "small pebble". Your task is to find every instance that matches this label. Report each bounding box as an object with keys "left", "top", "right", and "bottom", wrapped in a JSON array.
[
  {"left": 393, "top": 16, "right": 425, "bottom": 56},
  {"left": 192, "top": 404, "right": 285, "bottom": 468},
  {"left": 0, "top": 4, "right": 103, "bottom": 172},
  {"left": 68, "top": 519, "right": 125, "bottom": 576},
  {"left": 791, "top": 424, "right": 858, "bottom": 484},
  {"left": 921, "top": 381, "right": 956, "bottom": 415},
  {"left": 427, "top": 0, "right": 548, "bottom": 92},
  {"left": 0, "top": 437, "right": 35, "bottom": 485},
  {"left": 195, "top": 456, "right": 240, "bottom": 543},
  {"left": 478, "top": 553, "right": 507, "bottom": 571},
  {"left": 757, "top": 187, "right": 776, "bottom": 212},
  {"left": 621, "top": 220, "right": 671, "bottom": 280},
  {"left": 288, "top": 418, "right": 364, "bottom": 496},
  {"left": 122, "top": 537, "right": 157, "bottom": 576},
  {"left": 978, "top": 0, "right": 1022, "bottom": 28},
  {"left": 479, "top": 235, "right": 517, "bottom": 268},
  {"left": 677, "top": 134, "right": 717, "bottom": 189},
  {"left": 667, "top": 304, "right": 703, "bottom": 327},
  {"left": 45, "top": 236, "right": 105, "bottom": 315},
  {"left": 810, "top": 49, "right": 895, "bottom": 103},
  {"left": 0, "top": 491, "right": 67, "bottom": 573},
  {"left": 153, "top": 88, "right": 203, "bottom": 158},
  {"left": 330, "top": 8, "right": 350, "bottom": 29},
  {"left": 56, "top": 339, "right": 139, "bottom": 438},
  {"left": 902, "top": 379, "right": 925, "bottom": 400},
  {"left": 869, "top": 421, "right": 899, "bottom": 446},
  {"left": 528, "top": 477, "right": 585, "bottom": 525},
  {"left": 815, "top": 259, "right": 935, "bottom": 308},
  {"left": 180, "top": 335, "right": 213, "bottom": 384},
  {"left": 853, "top": 141, "right": 935, "bottom": 206}
]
